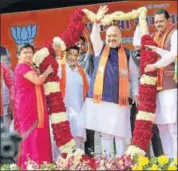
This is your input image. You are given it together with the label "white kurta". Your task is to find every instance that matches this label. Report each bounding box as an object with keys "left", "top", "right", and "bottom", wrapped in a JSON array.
[
  {"left": 58, "top": 63, "right": 89, "bottom": 139},
  {"left": 81, "top": 98, "right": 131, "bottom": 138},
  {"left": 80, "top": 23, "right": 139, "bottom": 138},
  {"left": 156, "top": 88, "right": 177, "bottom": 124},
  {"left": 134, "top": 26, "right": 177, "bottom": 124}
]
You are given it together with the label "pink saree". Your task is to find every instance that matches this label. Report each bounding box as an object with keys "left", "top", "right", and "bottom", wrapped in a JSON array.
[{"left": 14, "top": 63, "right": 52, "bottom": 169}]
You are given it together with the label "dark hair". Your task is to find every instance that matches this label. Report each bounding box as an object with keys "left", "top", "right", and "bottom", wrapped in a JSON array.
[
  {"left": 0, "top": 46, "right": 7, "bottom": 56},
  {"left": 80, "top": 36, "right": 85, "bottom": 43},
  {"left": 66, "top": 45, "right": 80, "bottom": 53},
  {"left": 155, "top": 9, "right": 170, "bottom": 20},
  {"left": 17, "top": 43, "right": 35, "bottom": 55}
]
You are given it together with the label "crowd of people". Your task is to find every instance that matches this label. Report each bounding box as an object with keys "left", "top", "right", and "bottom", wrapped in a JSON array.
[{"left": 0, "top": 5, "right": 177, "bottom": 169}]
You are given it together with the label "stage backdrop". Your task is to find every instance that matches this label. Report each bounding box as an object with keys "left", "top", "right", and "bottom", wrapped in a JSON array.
[{"left": 1, "top": 1, "right": 177, "bottom": 69}]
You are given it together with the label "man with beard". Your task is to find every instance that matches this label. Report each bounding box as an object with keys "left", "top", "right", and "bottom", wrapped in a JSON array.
[{"left": 81, "top": 5, "right": 139, "bottom": 157}]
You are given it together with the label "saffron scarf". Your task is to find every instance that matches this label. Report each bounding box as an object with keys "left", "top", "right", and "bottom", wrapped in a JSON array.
[
  {"left": 153, "top": 25, "right": 175, "bottom": 90},
  {"left": 35, "top": 84, "right": 45, "bottom": 128},
  {"left": 93, "top": 45, "right": 129, "bottom": 106},
  {"left": 60, "top": 63, "right": 89, "bottom": 100},
  {"left": 21, "top": 62, "right": 45, "bottom": 128}
]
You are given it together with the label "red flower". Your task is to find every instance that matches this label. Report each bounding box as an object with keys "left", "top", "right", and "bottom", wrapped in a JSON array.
[
  {"left": 130, "top": 34, "right": 158, "bottom": 153},
  {"left": 140, "top": 51, "right": 158, "bottom": 76},
  {"left": 141, "top": 34, "right": 157, "bottom": 48},
  {"left": 59, "top": 8, "right": 85, "bottom": 48},
  {"left": 39, "top": 56, "right": 59, "bottom": 80},
  {"left": 51, "top": 121, "right": 73, "bottom": 146},
  {"left": 69, "top": 8, "right": 85, "bottom": 22},
  {"left": 138, "top": 105, "right": 155, "bottom": 113},
  {"left": 138, "top": 84, "right": 157, "bottom": 113},
  {"left": 134, "top": 120, "right": 153, "bottom": 131},
  {"left": 61, "top": 153, "right": 67, "bottom": 159},
  {"left": 81, "top": 154, "right": 97, "bottom": 170}
]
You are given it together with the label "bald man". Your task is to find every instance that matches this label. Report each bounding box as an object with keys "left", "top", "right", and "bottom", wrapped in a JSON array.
[{"left": 80, "top": 6, "right": 139, "bottom": 157}]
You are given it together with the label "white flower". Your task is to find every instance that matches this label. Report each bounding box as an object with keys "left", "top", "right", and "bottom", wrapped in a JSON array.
[
  {"left": 9, "top": 164, "right": 18, "bottom": 170},
  {"left": 26, "top": 164, "right": 35, "bottom": 170},
  {"left": 43, "top": 82, "right": 60, "bottom": 96},
  {"left": 125, "top": 145, "right": 146, "bottom": 158},
  {"left": 140, "top": 74, "right": 157, "bottom": 85},
  {"left": 50, "top": 112, "right": 67, "bottom": 124},
  {"left": 82, "top": 9, "right": 96, "bottom": 23},
  {"left": 136, "top": 110, "right": 155, "bottom": 122},
  {"left": 53, "top": 37, "right": 66, "bottom": 51},
  {"left": 33, "top": 48, "right": 50, "bottom": 67}
]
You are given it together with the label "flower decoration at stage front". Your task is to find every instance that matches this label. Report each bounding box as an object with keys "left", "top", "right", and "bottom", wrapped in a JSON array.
[
  {"left": 125, "top": 34, "right": 158, "bottom": 157},
  {"left": 1, "top": 155, "right": 177, "bottom": 170},
  {"left": 33, "top": 8, "right": 86, "bottom": 154}
]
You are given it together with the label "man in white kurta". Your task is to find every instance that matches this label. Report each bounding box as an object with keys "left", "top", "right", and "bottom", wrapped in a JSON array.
[
  {"left": 80, "top": 6, "right": 139, "bottom": 157},
  {"left": 135, "top": 9, "right": 177, "bottom": 157},
  {"left": 58, "top": 46, "right": 90, "bottom": 149}
]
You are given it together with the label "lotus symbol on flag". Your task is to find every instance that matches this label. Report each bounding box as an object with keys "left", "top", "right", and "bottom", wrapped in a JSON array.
[{"left": 10, "top": 25, "right": 37, "bottom": 45}]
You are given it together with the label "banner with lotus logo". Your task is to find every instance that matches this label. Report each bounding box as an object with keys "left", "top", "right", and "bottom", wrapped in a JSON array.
[
  {"left": 1, "top": 1, "right": 176, "bottom": 69},
  {"left": 10, "top": 25, "right": 37, "bottom": 45}
]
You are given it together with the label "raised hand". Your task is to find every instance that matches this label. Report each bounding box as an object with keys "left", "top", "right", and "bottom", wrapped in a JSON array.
[{"left": 96, "top": 5, "right": 109, "bottom": 23}]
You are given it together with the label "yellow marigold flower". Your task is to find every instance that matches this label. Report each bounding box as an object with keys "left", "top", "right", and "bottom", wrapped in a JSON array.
[
  {"left": 174, "top": 157, "right": 177, "bottom": 165},
  {"left": 167, "top": 165, "right": 177, "bottom": 170},
  {"left": 137, "top": 165, "right": 144, "bottom": 170},
  {"left": 148, "top": 164, "right": 160, "bottom": 170},
  {"left": 158, "top": 155, "right": 169, "bottom": 165},
  {"left": 138, "top": 156, "right": 149, "bottom": 166},
  {"left": 132, "top": 165, "right": 143, "bottom": 170}
]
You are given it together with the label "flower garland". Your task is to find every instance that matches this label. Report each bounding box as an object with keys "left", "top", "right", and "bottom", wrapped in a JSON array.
[
  {"left": 81, "top": 7, "right": 147, "bottom": 26},
  {"left": 101, "top": 7, "right": 147, "bottom": 26},
  {"left": 126, "top": 34, "right": 158, "bottom": 157},
  {"left": 33, "top": 8, "right": 86, "bottom": 154}
]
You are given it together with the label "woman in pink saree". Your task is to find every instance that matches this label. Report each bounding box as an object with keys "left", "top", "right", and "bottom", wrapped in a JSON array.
[{"left": 14, "top": 44, "right": 53, "bottom": 169}]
